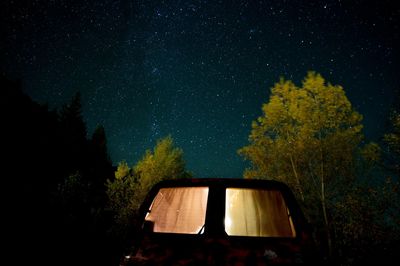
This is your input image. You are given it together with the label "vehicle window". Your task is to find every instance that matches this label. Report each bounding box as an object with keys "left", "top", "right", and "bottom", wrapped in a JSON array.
[
  {"left": 225, "top": 188, "right": 296, "bottom": 237},
  {"left": 145, "top": 187, "right": 209, "bottom": 234}
]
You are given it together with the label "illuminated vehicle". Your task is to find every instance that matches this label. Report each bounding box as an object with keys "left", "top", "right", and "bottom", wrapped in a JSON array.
[{"left": 121, "top": 178, "right": 318, "bottom": 265}]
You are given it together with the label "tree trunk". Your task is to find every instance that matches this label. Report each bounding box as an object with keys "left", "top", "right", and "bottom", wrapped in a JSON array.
[
  {"left": 319, "top": 143, "right": 332, "bottom": 259},
  {"left": 321, "top": 175, "right": 332, "bottom": 258},
  {"left": 289, "top": 154, "right": 305, "bottom": 202}
]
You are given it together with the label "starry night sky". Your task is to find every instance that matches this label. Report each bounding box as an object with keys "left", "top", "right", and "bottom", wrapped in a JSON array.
[{"left": 1, "top": 0, "right": 399, "bottom": 178}]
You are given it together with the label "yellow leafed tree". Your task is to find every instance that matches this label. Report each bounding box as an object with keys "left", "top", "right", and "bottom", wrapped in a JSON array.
[
  {"left": 239, "top": 71, "right": 364, "bottom": 256},
  {"left": 107, "top": 136, "right": 190, "bottom": 228},
  {"left": 134, "top": 135, "right": 187, "bottom": 191}
]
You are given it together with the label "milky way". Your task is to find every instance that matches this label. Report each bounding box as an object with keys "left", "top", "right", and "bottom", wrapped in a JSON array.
[{"left": 1, "top": 0, "right": 399, "bottom": 177}]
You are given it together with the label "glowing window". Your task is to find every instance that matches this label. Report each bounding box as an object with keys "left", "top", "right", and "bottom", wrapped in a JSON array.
[
  {"left": 225, "top": 188, "right": 296, "bottom": 237},
  {"left": 145, "top": 187, "right": 209, "bottom": 234}
]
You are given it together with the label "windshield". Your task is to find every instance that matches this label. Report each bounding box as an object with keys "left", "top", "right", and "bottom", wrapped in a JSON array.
[{"left": 225, "top": 188, "right": 296, "bottom": 237}]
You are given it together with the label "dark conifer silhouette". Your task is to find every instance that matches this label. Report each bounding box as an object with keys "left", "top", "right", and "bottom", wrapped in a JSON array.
[{"left": 2, "top": 75, "right": 117, "bottom": 266}]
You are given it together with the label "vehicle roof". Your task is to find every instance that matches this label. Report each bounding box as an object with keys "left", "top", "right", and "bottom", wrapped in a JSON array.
[{"left": 150, "top": 177, "right": 292, "bottom": 190}]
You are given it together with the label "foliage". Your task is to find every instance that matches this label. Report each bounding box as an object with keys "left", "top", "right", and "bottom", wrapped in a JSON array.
[
  {"left": 58, "top": 171, "right": 87, "bottom": 205},
  {"left": 238, "top": 71, "right": 371, "bottom": 259},
  {"left": 135, "top": 135, "right": 188, "bottom": 190},
  {"left": 106, "top": 161, "right": 138, "bottom": 226},
  {"left": 106, "top": 136, "right": 190, "bottom": 229},
  {"left": 240, "top": 72, "right": 363, "bottom": 180},
  {"left": 385, "top": 111, "right": 400, "bottom": 154},
  {"left": 379, "top": 107, "right": 400, "bottom": 249},
  {"left": 384, "top": 110, "right": 400, "bottom": 175}
]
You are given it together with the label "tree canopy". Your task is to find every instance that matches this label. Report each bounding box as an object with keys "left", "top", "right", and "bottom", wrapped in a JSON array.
[
  {"left": 240, "top": 71, "right": 363, "bottom": 191},
  {"left": 384, "top": 110, "right": 400, "bottom": 176},
  {"left": 106, "top": 135, "right": 190, "bottom": 229},
  {"left": 239, "top": 71, "right": 369, "bottom": 257}
]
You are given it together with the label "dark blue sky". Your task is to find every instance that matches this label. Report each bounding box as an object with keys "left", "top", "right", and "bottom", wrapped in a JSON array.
[{"left": 1, "top": 0, "right": 399, "bottom": 177}]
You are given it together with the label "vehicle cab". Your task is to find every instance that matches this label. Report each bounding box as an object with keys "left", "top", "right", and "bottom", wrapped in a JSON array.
[{"left": 122, "top": 178, "right": 317, "bottom": 265}]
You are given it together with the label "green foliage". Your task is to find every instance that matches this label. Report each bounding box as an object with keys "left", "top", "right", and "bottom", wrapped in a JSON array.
[
  {"left": 384, "top": 111, "right": 400, "bottom": 175},
  {"left": 332, "top": 176, "right": 400, "bottom": 264},
  {"left": 115, "top": 161, "right": 131, "bottom": 180},
  {"left": 58, "top": 172, "right": 87, "bottom": 205},
  {"left": 379, "top": 108, "right": 400, "bottom": 242},
  {"left": 106, "top": 161, "right": 138, "bottom": 226},
  {"left": 238, "top": 71, "right": 379, "bottom": 260},
  {"left": 134, "top": 135, "right": 187, "bottom": 191},
  {"left": 384, "top": 111, "right": 400, "bottom": 153},
  {"left": 106, "top": 136, "right": 190, "bottom": 229},
  {"left": 361, "top": 142, "right": 381, "bottom": 163},
  {"left": 239, "top": 71, "right": 363, "bottom": 197}
]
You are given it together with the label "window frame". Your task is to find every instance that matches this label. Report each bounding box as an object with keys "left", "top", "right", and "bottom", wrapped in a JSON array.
[
  {"left": 224, "top": 187, "right": 297, "bottom": 238},
  {"left": 138, "top": 179, "right": 305, "bottom": 240}
]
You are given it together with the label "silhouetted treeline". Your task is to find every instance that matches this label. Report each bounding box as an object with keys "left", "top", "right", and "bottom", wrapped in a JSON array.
[
  {"left": 2, "top": 75, "right": 120, "bottom": 266},
  {"left": 2, "top": 74, "right": 399, "bottom": 266}
]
